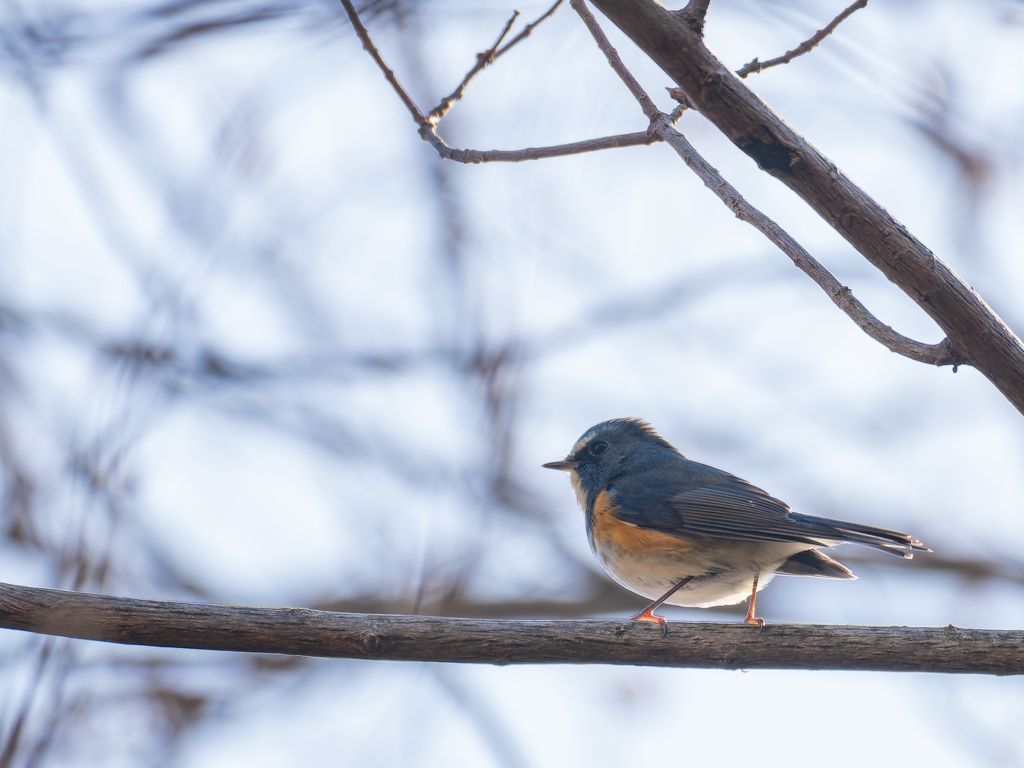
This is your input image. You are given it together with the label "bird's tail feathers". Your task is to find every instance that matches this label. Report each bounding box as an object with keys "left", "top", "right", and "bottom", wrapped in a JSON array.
[{"left": 800, "top": 515, "right": 930, "bottom": 558}]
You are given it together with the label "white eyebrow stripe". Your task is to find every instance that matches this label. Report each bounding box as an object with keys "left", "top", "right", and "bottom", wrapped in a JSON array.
[{"left": 571, "top": 435, "right": 593, "bottom": 455}]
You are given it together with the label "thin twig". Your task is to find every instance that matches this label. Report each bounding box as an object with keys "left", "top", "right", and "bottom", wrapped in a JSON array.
[
  {"left": 494, "top": 0, "right": 564, "bottom": 59},
  {"left": 338, "top": 0, "right": 428, "bottom": 128},
  {"left": 572, "top": 0, "right": 959, "bottom": 366},
  {"left": 571, "top": 0, "right": 658, "bottom": 119},
  {"left": 429, "top": 0, "right": 564, "bottom": 123},
  {"left": 1, "top": 583, "right": 1021, "bottom": 674},
  {"left": 341, "top": 0, "right": 638, "bottom": 163},
  {"left": 657, "top": 122, "right": 958, "bottom": 364},
  {"left": 428, "top": 9, "right": 521, "bottom": 123},
  {"left": 737, "top": 0, "right": 869, "bottom": 78},
  {"left": 666, "top": 102, "right": 688, "bottom": 124},
  {"left": 433, "top": 131, "right": 657, "bottom": 164}
]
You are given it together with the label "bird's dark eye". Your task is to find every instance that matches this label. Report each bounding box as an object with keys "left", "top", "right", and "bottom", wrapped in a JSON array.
[{"left": 590, "top": 441, "right": 609, "bottom": 455}]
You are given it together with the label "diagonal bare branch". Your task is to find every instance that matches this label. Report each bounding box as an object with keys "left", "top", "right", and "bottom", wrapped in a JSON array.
[
  {"left": 427, "top": 10, "right": 520, "bottom": 123},
  {"left": 573, "top": 0, "right": 959, "bottom": 366},
  {"left": 338, "top": 0, "right": 429, "bottom": 128},
  {"left": 589, "top": 0, "right": 1024, "bottom": 411},
  {"left": 736, "top": 0, "right": 869, "bottom": 78},
  {"left": 655, "top": 119, "right": 959, "bottom": 364},
  {"left": 571, "top": 0, "right": 658, "bottom": 118}
]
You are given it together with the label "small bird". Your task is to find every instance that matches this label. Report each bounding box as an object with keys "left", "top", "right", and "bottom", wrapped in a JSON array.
[{"left": 544, "top": 418, "right": 928, "bottom": 632}]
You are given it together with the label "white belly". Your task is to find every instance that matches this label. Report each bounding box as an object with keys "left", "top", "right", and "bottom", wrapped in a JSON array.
[{"left": 594, "top": 537, "right": 813, "bottom": 608}]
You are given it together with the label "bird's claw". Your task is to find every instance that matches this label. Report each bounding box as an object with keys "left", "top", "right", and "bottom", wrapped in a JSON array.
[{"left": 629, "top": 608, "right": 669, "bottom": 638}]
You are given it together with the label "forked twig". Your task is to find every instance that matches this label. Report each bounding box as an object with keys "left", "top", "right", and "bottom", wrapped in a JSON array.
[
  {"left": 493, "top": 0, "right": 564, "bottom": 59},
  {"left": 737, "top": 0, "right": 869, "bottom": 78},
  {"left": 429, "top": 1, "right": 563, "bottom": 124},
  {"left": 340, "top": 0, "right": 650, "bottom": 163},
  {"left": 340, "top": 0, "right": 958, "bottom": 366},
  {"left": 428, "top": 9, "right": 520, "bottom": 123}
]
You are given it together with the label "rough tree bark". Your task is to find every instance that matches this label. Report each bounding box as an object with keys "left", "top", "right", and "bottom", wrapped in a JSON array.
[{"left": 1, "top": 583, "right": 1022, "bottom": 675}]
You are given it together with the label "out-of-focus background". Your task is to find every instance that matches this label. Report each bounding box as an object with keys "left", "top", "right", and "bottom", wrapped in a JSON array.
[{"left": 1, "top": 0, "right": 1023, "bottom": 765}]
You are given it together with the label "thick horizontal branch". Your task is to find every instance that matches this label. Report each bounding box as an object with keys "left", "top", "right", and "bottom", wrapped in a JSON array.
[{"left": 1, "top": 583, "right": 1021, "bottom": 674}]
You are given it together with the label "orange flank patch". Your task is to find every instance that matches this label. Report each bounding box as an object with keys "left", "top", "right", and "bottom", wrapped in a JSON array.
[{"left": 589, "top": 489, "right": 696, "bottom": 557}]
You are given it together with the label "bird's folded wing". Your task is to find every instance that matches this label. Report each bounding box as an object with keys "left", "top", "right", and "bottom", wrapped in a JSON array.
[{"left": 612, "top": 474, "right": 923, "bottom": 557}]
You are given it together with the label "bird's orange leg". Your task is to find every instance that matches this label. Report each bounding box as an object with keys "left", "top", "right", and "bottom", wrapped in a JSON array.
[
  {"left": 743, "top": 572, "right": 765, "bottom": 631},
  {"left": 629, "top": 576, "right": 694, "bottom": 637}
]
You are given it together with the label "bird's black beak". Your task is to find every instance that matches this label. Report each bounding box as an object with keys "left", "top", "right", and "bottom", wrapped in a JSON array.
[{"left": 542, "top": 459, "right": 576, "bottom": 471}]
